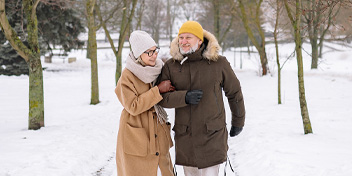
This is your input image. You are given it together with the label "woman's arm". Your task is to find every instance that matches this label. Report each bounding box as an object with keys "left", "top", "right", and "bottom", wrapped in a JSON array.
[{"left": 115, "top": 72, "right": 162, "bottom": 116}]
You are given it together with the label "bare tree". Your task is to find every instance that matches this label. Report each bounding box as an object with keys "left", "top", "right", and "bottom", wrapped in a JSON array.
[
  {"left": 271, "top": 0, "right": 284, "bottom": 104},
  {"left": 334, "top": 3, "right": 352, "bottom": 41},
  {"left": 96, "top": 0, "right": 132, "bottom": 86},
  {"left": 1, "top": 0, "right": 44, "bottom": 129},
  {"left": 85, "top": 0, "right": 100, "bottom": 105},
  {"left": 166, "top": 0, "right": 178, "bottom": 42},
  {"left": 316, "top": 1, "right": 343, "bottom": 58},
  {"left": 284, "top": 0, "right": 313, "bottom": 134},
  {"left": 142, "top": 0, "right": 166, "bottom": 44},
  {"left": 134, "top": 0, "right": 145, "bottom": 30},
  {"left": 115, "top": 0, "right": 137, "bottom": 84},
  {"left": 0, "top": 0, "right": 69, "bottom": 130},
  {"left": 302, "top": 0, "right": 342, "bottom": 69},
  {"left": 178, "top": 0, "right": 200, "bottom": 21},
  {"left": 237, "top": 0, "right": 269, "bottom": 76}
]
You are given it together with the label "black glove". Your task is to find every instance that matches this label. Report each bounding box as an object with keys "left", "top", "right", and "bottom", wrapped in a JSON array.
[
  {"left": 229, "top": 126, "right": 243, "bottom": 137},
  {"left": 185, "top": 90, "right": 203, "bottom": 104}
]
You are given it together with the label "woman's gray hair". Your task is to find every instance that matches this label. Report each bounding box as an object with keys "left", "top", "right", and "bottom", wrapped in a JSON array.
[{"left": 135, "top": 56, "right": 146, "bottom": 66}]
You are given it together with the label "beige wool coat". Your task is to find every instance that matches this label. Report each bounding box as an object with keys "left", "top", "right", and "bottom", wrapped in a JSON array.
[{"left": 115, "top": 68, "right": 174, "bottom": 176}]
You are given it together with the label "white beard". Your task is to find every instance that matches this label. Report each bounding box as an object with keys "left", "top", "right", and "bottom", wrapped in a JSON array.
[{"left": 180, "top": 42, "right": 199, "bottom": 55}]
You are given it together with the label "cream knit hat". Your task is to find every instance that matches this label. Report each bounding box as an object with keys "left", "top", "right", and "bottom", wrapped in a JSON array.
[{"left": 129, "top": 30, "right": 157, "bottom": 58}]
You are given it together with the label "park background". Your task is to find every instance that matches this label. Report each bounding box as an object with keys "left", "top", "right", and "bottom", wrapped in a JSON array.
[{"left": 1, "top": 0, "right": 352, "bottom": 175}]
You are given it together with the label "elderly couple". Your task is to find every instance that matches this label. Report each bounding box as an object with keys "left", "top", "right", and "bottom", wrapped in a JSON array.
[{"left": 115, "top": 21, "right": 246, "bottom": 176}]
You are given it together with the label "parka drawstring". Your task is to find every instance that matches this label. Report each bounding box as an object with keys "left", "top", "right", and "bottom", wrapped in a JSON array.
[{"left": 224, "top": 156, "right": 235, "bottom": 176}]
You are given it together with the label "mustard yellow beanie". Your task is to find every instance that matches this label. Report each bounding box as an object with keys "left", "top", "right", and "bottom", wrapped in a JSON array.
[{"left": 178, "top": 21, "right": 204, "bottom": 41}]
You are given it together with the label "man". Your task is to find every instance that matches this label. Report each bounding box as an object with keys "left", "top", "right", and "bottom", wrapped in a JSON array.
[{"left": 158, "top": 21, "right": 246, "bottom": 176}]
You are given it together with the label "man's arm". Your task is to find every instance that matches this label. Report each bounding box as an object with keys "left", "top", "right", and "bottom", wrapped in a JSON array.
[
  {"left": 221, "top": 57, "right": 246, "bottom": 128},
  {"left": 158, "top": 62, "right": 188, "bottom": 108}
]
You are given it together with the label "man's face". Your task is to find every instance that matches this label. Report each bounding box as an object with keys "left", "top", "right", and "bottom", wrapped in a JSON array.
[{"left": 178, "top": 33, "right": 202, "bottom": 54}]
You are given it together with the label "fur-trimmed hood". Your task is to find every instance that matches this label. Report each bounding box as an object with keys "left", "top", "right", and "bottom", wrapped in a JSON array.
[{"left": 170, "top": 30, "right": 221, "bottom": 62}]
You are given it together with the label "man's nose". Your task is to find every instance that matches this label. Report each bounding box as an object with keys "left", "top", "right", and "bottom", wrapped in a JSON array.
[{"left": 180, "top": 39, "right": 187, "bottom": 44}]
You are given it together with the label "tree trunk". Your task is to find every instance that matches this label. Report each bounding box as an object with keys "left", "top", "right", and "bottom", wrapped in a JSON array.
[
  {"left": 259, "top": 48, "right": 268, "bottom": 75},
  {"left": 274, "top": 0, "right": 281, "bottom": 104},
  {"left": 296, "top": 40, "right": 312, "bottom": 134},
  {"left": 238, "top": 0, "right": 268, "bottom": 76},
  {"left": 167, "top": 0, "right": 172, "bottom": 42},
  {"left": 318, "top": 3, "right": 340, "bottom": 58},
  {"left": 318, "top": 38, "right": 323, "bottom": 58},
  {"left": 310, "top": 38, "right": 318, "bottom": 69},
  {"left": 284, "top": 0, "right": 313, "bottom": 134},
  {"left": 115, "top": 0, "right": 137, "bottom": 84},
  {"left": 28, "top": 54, "right": 44, "bottom": 129},
  {"left": 86, "top": 0, "right": 99, "bottom": 105},
  {"left": 96, "top": 4, "right": 117, "bottom": 57},
  {"left": 310, "top": 0, "right": 320, "bottom": 69},
  {"left": 213, "top": 0, "right": 220, "bottom": 40},
  {"left": 135, "top": 0, "right": 145, "bottom": 30},
  {"left": 305, "top": 0, "right": 329, "bottom": 69},
  {"left": 24, "top": 0, "right": 44, "bottom": 129}
]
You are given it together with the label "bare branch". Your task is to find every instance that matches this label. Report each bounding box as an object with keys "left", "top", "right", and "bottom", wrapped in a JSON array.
[
  {"left": 0, "top": 0, "right": 30, "bottom": 61},
  {"left": 31, "top": 0, "right": 40, "bottom": 20}
]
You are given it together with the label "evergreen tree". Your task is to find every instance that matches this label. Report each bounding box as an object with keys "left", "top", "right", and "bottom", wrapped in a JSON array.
[
  {"left": 0, "top": 1, "right": 85, "bottom": 76},
  {"left": 0, "top": 43, "right": 29, "bottom": 76}
]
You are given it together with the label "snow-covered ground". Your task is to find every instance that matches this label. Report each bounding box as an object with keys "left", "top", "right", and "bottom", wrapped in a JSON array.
[{"left": 1, "top": 41, "right": 352, "bottom": 176}]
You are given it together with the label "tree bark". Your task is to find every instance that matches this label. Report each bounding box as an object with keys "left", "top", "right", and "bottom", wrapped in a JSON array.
[
  {"left": 86, "top": 0, "right": 99, "bottom": 105},
  {"left": 284, "top": 0, "right": 313, "bottom": 134},
  {"left": 310, "top": 38, "right": 319, "bottom": 68},
  {"left": 28, "top": 54, "right": 44, "bottom": 129}
]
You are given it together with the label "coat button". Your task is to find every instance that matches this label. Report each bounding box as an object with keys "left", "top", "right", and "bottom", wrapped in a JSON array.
[
  {"left": 156, "top": 152, "right": 159, "bottom": 156},
  {"left": 155, "top": 134, "right": 157, "bottom": 138}
]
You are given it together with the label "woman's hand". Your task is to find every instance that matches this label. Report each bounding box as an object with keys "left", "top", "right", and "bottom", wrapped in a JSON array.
[{"left": 157, "top": 80, "right": 175, "bottom": 93}]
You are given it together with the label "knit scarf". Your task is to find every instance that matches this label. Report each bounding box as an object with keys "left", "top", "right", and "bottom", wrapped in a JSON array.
[{"left": 125, "top": 52, "right": 168, "bottom": 124}]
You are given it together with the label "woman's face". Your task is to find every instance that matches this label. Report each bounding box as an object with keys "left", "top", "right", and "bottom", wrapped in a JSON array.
[{"left": 140, "top": 46, "right": 159, "bottom": 66}]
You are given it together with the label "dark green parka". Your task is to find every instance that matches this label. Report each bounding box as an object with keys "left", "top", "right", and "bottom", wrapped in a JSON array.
[{"left": 159, "top": 30, "right": 245, "bottom": 169}]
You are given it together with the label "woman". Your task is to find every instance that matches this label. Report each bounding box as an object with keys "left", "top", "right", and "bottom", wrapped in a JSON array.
[{"left": 115, "top": 30, "right": 175, "bottom": 176}]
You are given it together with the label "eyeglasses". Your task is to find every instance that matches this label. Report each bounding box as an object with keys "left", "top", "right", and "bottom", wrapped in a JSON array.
[{"left": 143, "top": 47, "right": 160, "bottom": 57}]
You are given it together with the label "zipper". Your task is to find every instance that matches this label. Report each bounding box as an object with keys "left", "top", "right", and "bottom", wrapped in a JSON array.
[{"left": 188, "top": 61, "right": 192, "bottom": 136}]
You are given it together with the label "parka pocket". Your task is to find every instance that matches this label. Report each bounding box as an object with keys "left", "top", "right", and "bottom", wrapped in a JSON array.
[
  {"left": 206, "top": 118, "right": 226, "bottom": 133},
  {"left": 172, "top": 124, "right": 188, "bottom": 136},
  {"left": 124, "top": 124, "right": 148, "bottom": 157}
]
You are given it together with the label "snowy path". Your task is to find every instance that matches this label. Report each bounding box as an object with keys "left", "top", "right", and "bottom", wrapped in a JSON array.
[{"left": 92, "top": 154, "right": 115, "bottom": 176}]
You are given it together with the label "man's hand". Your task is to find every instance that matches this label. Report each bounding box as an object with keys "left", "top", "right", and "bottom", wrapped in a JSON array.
[
  {"left": 157, "top": 80, "right": 175, "bottom": 93},
  {"left": 185, "top": 90, "right": 203, "bottom": 104},
  {"left": 229, "top": 126, "right": 243, "bottom": 137}
]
